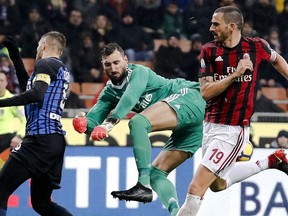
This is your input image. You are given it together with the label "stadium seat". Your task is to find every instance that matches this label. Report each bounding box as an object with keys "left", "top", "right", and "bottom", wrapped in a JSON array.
[
  {"left": 80, "top": 82, "right": 105, "bottom": 108},
  {"left": 70, "top": 82, "right": 81, "bottom": 94},
  {"left": 261, "top": 87, "right": 288, "bottom": 111}
]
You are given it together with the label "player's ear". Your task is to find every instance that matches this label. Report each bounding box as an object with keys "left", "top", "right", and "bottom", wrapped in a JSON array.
[{"left": 229, "top": 23, "right": 237, "bottom": 32}]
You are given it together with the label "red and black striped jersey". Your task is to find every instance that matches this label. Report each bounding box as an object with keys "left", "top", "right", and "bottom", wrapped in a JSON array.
[{"left": 199, "top": 36, "right": 276, "bottom": 126}]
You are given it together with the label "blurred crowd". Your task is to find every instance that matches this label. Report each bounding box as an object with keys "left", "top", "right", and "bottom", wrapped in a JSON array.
[{"left": 0, "top": 0, "right": 287, "bottom": 107}]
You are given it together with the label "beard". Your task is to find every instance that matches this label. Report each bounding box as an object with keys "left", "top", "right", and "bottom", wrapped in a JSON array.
[{"left": 109, "top": 69, "right": 127, "bottom": 85}]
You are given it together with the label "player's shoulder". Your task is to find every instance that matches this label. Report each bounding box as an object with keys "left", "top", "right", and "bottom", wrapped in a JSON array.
[
  {"left": 128, "top": 63, "right": 149, "bottom": 71},
  {"left": 202, "top": 40, "right": 218, "bottom": 50},
  {"left": 242, "top": 36, "right": 268, "bottom": 45}
]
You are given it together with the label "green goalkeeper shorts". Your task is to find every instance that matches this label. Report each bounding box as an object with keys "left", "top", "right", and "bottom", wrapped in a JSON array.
[{"left": 163, "top": 88, "right": 206, "bottom": 157}]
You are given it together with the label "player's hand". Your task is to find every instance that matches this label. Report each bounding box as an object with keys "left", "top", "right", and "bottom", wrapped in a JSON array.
[
  {"left": 90, "top": 122, "right": 114, "bottom": 141},
  {"left": 3, "top": 36, "right": 20, "bottom": 58},
  {"left": 236, "top": 54, "right": 253, "bottom": 77},
  {"left": 10, "top": 135, "right": 22, "bottom": 149},
  {"left": 72, "top": 112, "right": 87, "bottom": 133}
]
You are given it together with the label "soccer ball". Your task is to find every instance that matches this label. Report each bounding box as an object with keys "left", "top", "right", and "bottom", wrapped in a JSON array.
[{"left": 237, "top": 141, "right": 254, "bottom": 162}]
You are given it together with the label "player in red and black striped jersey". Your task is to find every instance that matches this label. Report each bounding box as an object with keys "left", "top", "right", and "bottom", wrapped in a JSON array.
[{"left": 178, "top": 6, "right": 288, "bottom": 216}]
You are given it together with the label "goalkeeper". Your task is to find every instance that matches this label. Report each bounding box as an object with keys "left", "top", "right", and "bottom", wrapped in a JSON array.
[{"left": 73, "top": 42, "right": 206, "bottom": 216}]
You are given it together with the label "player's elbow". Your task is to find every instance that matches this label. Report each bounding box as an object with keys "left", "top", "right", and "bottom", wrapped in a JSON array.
[{"left": 200, "top": 90, "right": 211, "bottom": 101}]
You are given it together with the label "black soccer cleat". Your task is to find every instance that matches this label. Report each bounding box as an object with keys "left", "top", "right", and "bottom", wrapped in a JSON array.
[{"left": 111, "top": 182, "right": 153, "bottom": 203}]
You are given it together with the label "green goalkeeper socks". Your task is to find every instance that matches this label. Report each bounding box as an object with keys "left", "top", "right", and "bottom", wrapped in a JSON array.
[
  {"left": 129, "top": 114, "right": 152, "bottom": 186},
  {"left": 150, "top": 166, "right": 179, "bottom": 215}
]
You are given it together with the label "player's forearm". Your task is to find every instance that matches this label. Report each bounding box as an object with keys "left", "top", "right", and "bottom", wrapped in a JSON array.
[
  {"left": 200, "top": 74, "right": 237, "bottom": 101},
  {"left": 0, "top": 82, "right": 48, "bottom": 107},
  {"left": 272, "top": 53, "right": 288, "bottom": 80}
]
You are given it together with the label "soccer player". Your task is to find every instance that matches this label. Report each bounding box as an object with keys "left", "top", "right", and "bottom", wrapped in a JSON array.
[
  {"left": 177, "top": 6, "right": 288, "bottom": 216},
  {"left": 0, "top": 71, "right": 25, "bottom": 168},
  {"left": 0, "top": 32, "right": 73, "bottom": 216},
  {"left": 73, "top": 42, "right": 206, "bottom": 216}
]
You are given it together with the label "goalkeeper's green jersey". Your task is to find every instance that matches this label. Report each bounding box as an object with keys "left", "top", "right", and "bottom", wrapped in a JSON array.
[{"left": 86, "top": 63, "right": 200, "bottom": 133}]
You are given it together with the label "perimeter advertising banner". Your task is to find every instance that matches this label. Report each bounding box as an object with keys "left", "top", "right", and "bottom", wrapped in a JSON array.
[
  {"left": 62, "top": 119, "right": 287, "bottom": 147},
  {"left": 6, "top": 119, "right": 288, "bottom": 215},
  {"left": 6, "top": 147, "right": 288, "bottom": 216}
]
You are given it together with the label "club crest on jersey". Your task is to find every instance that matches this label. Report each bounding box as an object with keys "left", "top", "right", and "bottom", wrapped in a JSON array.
[{"left": 200, "top": 59, "right": 206, "bottom": 68}]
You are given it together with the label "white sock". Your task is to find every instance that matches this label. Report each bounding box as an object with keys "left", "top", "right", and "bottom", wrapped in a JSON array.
[
  {"left": 177, "top": 194, "right": 202, "bottom": 216},
  {"left": 225, "top": 158, "right": 268, "bottom": 188}
]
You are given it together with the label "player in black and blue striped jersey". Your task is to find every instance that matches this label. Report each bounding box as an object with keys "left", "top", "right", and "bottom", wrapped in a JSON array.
[{"left": 0, "top": 32, "right": 73, "bottom": 216}]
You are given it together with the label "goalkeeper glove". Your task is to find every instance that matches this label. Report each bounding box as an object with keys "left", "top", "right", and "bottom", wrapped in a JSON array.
[
  {"left": 90, "top": 117, "right": 119, "bottom": 141},
  {"left": 72, "top": 112, "right": 87, "bottom": 133}
]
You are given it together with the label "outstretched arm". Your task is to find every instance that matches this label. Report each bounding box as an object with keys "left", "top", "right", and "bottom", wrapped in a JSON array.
[
  {"left": 0, "top": 80, "right": 48, "bottom": 107},
  {"left": 3, "top": 36, "right": 30, "bottom": 91}
]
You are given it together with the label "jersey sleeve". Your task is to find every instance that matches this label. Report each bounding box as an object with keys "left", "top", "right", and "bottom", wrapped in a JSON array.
[
  {"left": 258, "top": 38, "right": 276, "bottom": 62},
  {"left": 198, "top": 45, "right": 213, "bottom": 78},
  {"left": 85, "top": 89, "right": 116, "bottom": 134},
  {"left": 110, "top": 67, "right": 150, "bottom": 120}
]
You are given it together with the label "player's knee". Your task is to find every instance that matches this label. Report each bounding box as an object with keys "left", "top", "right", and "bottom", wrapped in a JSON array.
[
  {"left": 31, "top": 198, "right": 50, "bottom": 215},
  {"left": 128, "top": 114, "right": 152, "bottom": 133},
  {"left": 209, "top": 179, "right": 227, "bottom": 192}
]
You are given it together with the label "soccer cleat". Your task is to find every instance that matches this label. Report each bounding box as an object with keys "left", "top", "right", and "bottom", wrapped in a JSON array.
[
  {"left": 268, "top": 149, "right": 288, "bottom": 175},
  {"left": 111, "top": 182, "right": 153, "bottom": 203}
]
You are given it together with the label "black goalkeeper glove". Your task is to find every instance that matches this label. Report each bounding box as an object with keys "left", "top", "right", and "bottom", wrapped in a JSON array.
[{"left": 3, "top": 36, "right": 21, "bottom": 61}]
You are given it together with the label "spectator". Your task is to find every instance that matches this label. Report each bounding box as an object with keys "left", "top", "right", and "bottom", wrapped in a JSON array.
[
  {"left": 161, "top": 1, "right": 185, "bottom": 39},
  {"left": 254, "top": 84, "right": 286, "bottom": 112},
  {"left": 135, "top": 0, "right": 164, "bottom": 39},
  {"left": 155, "top": 32, "right": 186, "bottom": 79},
  {"left": 181, "top": 33, "right": 203, "bottom": 82},
  {"left": 270, "top": 130, "right": 288, "bottom": 148},
  {"left": 46, "top": 0, "right": 71, "bottom": 30},
  {"left": 89, "top": 14, "right": 119, "bottom": 48},
  {"left": 73, "top": 0, "right": 105, "bottom": 25},
  {"left": 19, "top": 5, "right": 51, "bottom": 58},
  {"left": 59, "top": 9, "right": 87, "bottom": 47},
  {"left": 242, "top": 20, "right": 258, "bottom": 37},
  {"left": 267, "top": 26, "right": 282, "bottom": 54},
  {"left": 0, "top": 71, "right": 25, "bottom": 168},
  {"left": 57, "top": 9, "right": 88, "bottom": 71},
  {"left": 161, "top": 0, "right": 193, "bottom": 12},
  {"left": 0, "top": 53, "right": 19, "bottom": 93},
  {"left": 277, "top": 0, "right": 288, "bottom": 35},
  {"left": 247, "top": 0, "right": 278, "bottom": 37},
  {"left": 100, "top": 0, "right": 135, "bottom": 27},
  {"left": 70, "top": 31, "right": 103, "bottom": 83},
  {"left": 117, "top": 10, "right": 155, "bottom": 61},
  {"left": 0, "top": 0, "right": 21, "bottom": 35},
  {"left": 182, "top": 0, "right": 214, "bottom": 43}
]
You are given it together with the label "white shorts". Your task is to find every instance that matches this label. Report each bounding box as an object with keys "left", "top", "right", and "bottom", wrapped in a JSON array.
[{"left": 201, "top": 122, "right": 250, "bottom": 178}]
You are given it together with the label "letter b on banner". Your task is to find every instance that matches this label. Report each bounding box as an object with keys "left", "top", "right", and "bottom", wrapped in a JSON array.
[{"left": 241, "top": 182, "right": 260, "bottom": 215}]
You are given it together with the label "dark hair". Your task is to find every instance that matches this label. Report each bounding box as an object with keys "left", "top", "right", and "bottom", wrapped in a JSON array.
[
  {"left": 101, "top": 42, "right": 125, "bottom": 57},
  {"left": 42, "top": 31, "right": 66, "bottom": 52},
  {"left": 215, "top": 6, "right": 244, "bottom": 30},
  {"left": 278, "top": 130, "right": 288, "bottom": 138}
]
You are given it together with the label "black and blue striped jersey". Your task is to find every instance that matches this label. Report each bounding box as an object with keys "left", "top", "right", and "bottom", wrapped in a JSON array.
[{"left": 25, "top": 57, "right": 70, "bottom": 135}]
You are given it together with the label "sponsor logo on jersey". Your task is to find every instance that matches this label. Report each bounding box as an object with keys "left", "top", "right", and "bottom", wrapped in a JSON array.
[
  {"left": 214, "top": 66, "right": 252, "bottom": 82},
  {"left": 215, "top": 56, "right": 223, "bottom": 62}
]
